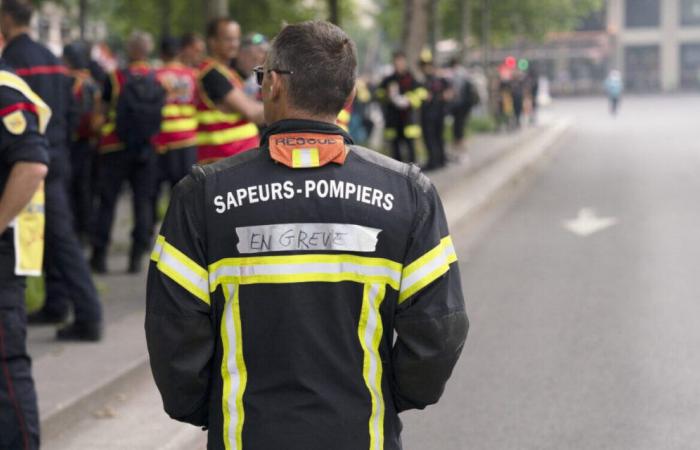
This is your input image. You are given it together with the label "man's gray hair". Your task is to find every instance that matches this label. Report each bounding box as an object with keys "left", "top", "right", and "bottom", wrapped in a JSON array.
[
  {"left": 127, "top": 30, "right": 154, "bottom": 60},
  {"left": 267, "top": 21, "right": 357, "bottom": 117}
]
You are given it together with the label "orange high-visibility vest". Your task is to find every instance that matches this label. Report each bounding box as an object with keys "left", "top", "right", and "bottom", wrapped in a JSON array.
[
  {"left": 98, "top": 62, "right": 151, "bottom": 153},
  {"left": 196, "top": 59, "right": 259, "bottom": 163},
  {"left": 154, "top": 62, "right": 198, "bottom": 153}
]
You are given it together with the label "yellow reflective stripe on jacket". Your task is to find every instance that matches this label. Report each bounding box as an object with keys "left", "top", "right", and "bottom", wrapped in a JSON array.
[
  {"left": 337, "top": 108, "right": 350, "bottom": 124},
  {"left": 221, "top": 283, "right": 247, "bottom": 450},
  {"left": 209, "top": 254, "right": 402, "bottom": 292},
  {"left": 197, "top": 122, "right": 259, "bottom": 146},
  {"left": 398, "top": 236, "right": 457, "bottom": 304},
  {"left": 101, "top": 122, "right": 116, "bottom": 135},
  {"left": 197, "top": 109, "right": 241, "bottom": 125},
  {"left": 406, "top": 87, "right": 428, "bottom": 109},
  {"left": 163, "top": 104, "right": 197, "bottom": 118},
  {"left": 162, "top": 117, "right": 198, "bottom": 133},
  {"left": 358, "top": 283, "right": 386, "bottom": 450},
  {"left": 151, "top": 235, "right": 210, "bottom": 305},
  {"left": 404, "top": 124, "right": 421, "bottom": 139},
  {"left": 0, "top": 71, "right": 52, "bottom": 133}
]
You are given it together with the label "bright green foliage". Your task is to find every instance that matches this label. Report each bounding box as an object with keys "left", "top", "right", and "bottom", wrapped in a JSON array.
[{"left": 439, "top": 0, "right": 604, "bottom": 46}]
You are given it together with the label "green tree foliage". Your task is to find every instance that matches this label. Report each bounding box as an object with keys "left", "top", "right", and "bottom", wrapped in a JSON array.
[{"left": 439, "top": 0, "right": 605, "bottom": 46}]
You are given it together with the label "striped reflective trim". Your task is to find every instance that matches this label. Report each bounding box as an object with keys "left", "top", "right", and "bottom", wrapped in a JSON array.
[
  {"left": 197, "top": 109, "right": 241, "bottom": 125},
  {"left": 358, "top": 283, "right": 386, "bottom": 450},
  {"left": 163, "top": 104, "right": 197, "bottom": 118},
  {"left": 221, "top": 283, "right": 247, "bottom": 450},
  {"left": 101, "top": 122, "right": 115, "bottom": 135},
  {"left": 162, "top": 117, "right": 198, "bottom": 133},
  {"left": 197, "top": 123, "right": 259, "bottom": 146},
  {"left": 0, "top": 71, "right": 52, "bottom": 133},
  {"left": 384, "top": 128, "right": 397, "bottom": 139},
  {"left": 291, "top": 148, "right": 320, "bottom": 168},
  {"left": 404, "top": 124, "right": 421, "bottom": 139},
  {"left": 209, "top": 254, "right": 402, "bottom": 292},
  {"left": 398, "top": 236, "right": 457, "bottom": 304},
  {"left": 150, "top": 235, "right": 210, "bottom": 305}
]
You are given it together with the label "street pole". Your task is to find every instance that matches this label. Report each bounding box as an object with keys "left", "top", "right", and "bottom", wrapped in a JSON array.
[{"left": 458, "top": 0, "right": 470, "bottom": 62}]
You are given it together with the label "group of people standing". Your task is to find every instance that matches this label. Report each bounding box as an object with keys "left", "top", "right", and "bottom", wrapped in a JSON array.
[
  {"left": 377, "top": 51, "right": 479, "bottom": 171},
  {"left": 0, "top": 0, "right": 270, "bottom": 446}
]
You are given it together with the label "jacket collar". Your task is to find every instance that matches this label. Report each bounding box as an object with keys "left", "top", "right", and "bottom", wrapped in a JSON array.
[{"left": 261, "top": 119, "right": 354, "bottom": 147}]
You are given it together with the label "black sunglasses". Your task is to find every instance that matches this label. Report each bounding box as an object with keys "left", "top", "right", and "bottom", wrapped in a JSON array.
[{"left": 253, "top": 65, "right": 294, "bottom": 87}]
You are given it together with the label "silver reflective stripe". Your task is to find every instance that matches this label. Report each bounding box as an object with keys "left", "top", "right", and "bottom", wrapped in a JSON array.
[
  {"left": 222, "top": 283, "right": 244, "bottom": 450},
  {"left": 209, "top": 260, "right": 401, "bottom": 287},
  {"left": 362, "top": 283, "right": 385, "bottom": 450},
  {"left": 157, "top": 245, "right": 209, "bottom": 299},
  {"left": 399, "top": 241, "right": 456, "bottom": 295}
]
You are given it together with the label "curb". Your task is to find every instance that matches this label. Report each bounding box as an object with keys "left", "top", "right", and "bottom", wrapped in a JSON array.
[{"left": 439, "top": 118, "right": 572, "bottom": 227}]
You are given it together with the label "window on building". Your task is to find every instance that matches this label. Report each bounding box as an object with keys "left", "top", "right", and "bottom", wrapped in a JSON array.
[
  {"left": 625, "top": 0, "right": 660, "bottom": 28},
  {"left": 680, "top": 43, "right": 700, "bottom": 88},
  {"left": 681, "top": 0, "right": 700, "bottom": 26},
  {"left": 624, "top": 45, "right": 660, "bottom": 91}
]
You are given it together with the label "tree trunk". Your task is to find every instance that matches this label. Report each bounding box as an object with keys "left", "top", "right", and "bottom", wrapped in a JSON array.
[
  {"left": 206, "top": 0, "right": 229, "bottom": 20},
  {"left": 401, "top": 0, "right": 430, "bottom": 72},
  {"left": 161, "top": 0, "right": 172, "bottom": 38},
  {"left": 79, "top": 0, "right": 87, "bottom": 39},
  {"left": 458, "top": 0, "right": 470, "bottom": 61},
  {"left": 329, "top": 0, "right": 340, "bottom": 25}
]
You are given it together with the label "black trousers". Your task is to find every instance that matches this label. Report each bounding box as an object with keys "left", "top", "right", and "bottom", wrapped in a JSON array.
[
  {"left": 422, "top": 111, "right": 446, "bottom": 169},
  {"left": 93, "top": 149, "right": 156, "bottom": 255},
  {"left": 43, "top": 151, "right": 102, "bottom": 324},
  {"left": 0, "top": 233, "right": 39, "bottom": 450},
  {"left": 390, "top": 127, "right": 416, "bottom": 164},
  {"left": 157, "top": 146, "right": 197, "bottom": 189},
  {"left": 451, "top": 104, "right": 471, "bottom": 142},
  {"left": 70, "top": 139, "right": 96, "bottom": 237}
]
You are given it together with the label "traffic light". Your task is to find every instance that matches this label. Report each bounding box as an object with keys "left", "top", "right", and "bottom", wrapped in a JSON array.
[
  {"left": 505, "top": 56, "right": 517, "bottom": 69},
  {"left": 518, "top": 58, "right": 529, "bottom": 71}
]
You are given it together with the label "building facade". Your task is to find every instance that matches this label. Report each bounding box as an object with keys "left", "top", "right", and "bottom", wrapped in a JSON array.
[{"left": 608, "top": 0, "right": 700, "bottom": 91}]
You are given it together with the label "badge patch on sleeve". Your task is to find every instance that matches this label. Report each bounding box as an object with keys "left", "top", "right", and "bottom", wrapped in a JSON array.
[{"left": 3, "top": 110, "right": 27, "bottom": 135}]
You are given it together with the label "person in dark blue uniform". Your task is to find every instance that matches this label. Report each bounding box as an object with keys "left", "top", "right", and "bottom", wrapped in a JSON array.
[
  {"left": 0, "top": 60, "right": 50, "bottom": 450},
  {"left": 0, "top": 0, "right": 102, "bottom": 341}
]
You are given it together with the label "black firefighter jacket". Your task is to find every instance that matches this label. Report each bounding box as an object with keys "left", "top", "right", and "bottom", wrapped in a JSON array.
[{"left": 146, "top": 119, "right": 468, "bottom": 450}]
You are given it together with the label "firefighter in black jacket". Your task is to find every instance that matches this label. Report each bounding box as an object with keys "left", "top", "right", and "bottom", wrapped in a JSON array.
[
  {"left": 0, "top": 61, "right": 50, "bottom": 450},
  {"left": 146, "top": 20, "right": 468, "bottom": 450},
  {"left": 1, "top": 0, "right": 102, "bottom": 341},
  {"left": 377, "top": 51, "right": 427, "bottom": 164}
]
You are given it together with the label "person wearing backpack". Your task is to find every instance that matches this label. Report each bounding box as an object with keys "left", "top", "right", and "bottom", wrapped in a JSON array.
[{"left": 92, "top": 31, "right": 165, "bottom": 274}]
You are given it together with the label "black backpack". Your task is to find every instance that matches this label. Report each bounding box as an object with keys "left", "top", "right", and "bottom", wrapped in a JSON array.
[{"left": 115, "top": 69, "right": 166, "bottom": 153}]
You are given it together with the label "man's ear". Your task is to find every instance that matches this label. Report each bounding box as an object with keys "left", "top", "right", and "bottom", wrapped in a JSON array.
[
  {"left": 343, "top": 86, "right": 357, "bottom": 110},
  {"left": 270, "top": 71, "right": 284, "bottom": 101}
]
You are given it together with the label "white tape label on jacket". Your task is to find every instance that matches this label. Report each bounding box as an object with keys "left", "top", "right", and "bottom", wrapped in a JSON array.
[{"left": 236, "top": 223, "right": 382, "bottom": 254}]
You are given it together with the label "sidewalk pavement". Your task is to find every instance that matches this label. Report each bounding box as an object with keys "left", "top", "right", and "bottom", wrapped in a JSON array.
[{"left": 30, "top": 111, "right": 572, "bottom": 449}]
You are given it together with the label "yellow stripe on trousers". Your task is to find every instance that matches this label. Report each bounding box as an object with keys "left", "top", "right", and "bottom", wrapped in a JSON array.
[
  {"left": 358, "top": 283, "right": 386, "bottom": 450},
  {"left": 221, "top": 283, "right": 247, "bottom": 450}
]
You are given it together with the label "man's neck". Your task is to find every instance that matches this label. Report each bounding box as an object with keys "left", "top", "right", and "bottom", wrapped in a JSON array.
[
  {"left": 5, "top": 27, "right": 29, "bottom": 43},
  {"left": 277, "top": 110, "right": 338, "bottom": 126},
  {"left": 212, "top": 55, "right": 231, "bottom": 67}
]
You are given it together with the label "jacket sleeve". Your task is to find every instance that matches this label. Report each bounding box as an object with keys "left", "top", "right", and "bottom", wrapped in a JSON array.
[
  {"left": 145, "top": 172, "right": 213, "bottom": 426},
  {"left": 391, "top": 179, "right": 468, "bottom": 412}
]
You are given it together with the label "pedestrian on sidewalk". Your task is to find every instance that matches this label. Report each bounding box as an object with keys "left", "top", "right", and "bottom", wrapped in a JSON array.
[
  {"left": 605, "top": 69, "right": 623, "bottom": 116},
  {"left": 1, "top": 0, "right": 103, "bottom": 341},
  {"left": 92, "top": 31, "right": 165, "bottom": 275},
  {"left": 377, "top": 51, "right": 427, "bottom": 164},
  {"left": 419, "top": 56, "right": 451, "bottom": 170},
  {"left": 146, "top": 20, "right": 468, "bottom": 450},
  {"left": 0, "top": 59, "right": 50, "bottom": 450},
  {"left": 446, "top": 57, "right": 477, "bottom": 150}
]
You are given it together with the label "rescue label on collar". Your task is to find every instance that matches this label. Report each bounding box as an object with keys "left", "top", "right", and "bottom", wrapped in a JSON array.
[
  {"left": 269, "top": 133, "right": 347, "bottom": 168},
  {"left": 236, "top": 223, "right": 381, "bottom": 253}
]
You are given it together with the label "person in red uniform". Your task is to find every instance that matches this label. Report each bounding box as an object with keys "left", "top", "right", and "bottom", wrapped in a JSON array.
[
  {"left": 196, "top": 18, "right": 265, "bottom": 163},
  {"left": 91, "top": 31, "right": 159, "bottom": 274},
  {"left": 1, "top": 0, "right": 102, "bottom": 341},
  {"left": 154, "top": 37, "right": 198, "bottom": 187},
  {"left": 0, "top": 59, "right": 50, "bottom": 450}
]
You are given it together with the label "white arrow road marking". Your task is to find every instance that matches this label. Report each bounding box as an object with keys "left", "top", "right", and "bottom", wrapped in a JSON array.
[{"left": 563, "top": 208, "right": 618, "bottom": 237}]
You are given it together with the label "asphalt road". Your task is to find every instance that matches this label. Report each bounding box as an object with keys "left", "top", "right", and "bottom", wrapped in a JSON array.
[{"left": 400, "top": 95, "right": 700, "bottom": 449}]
